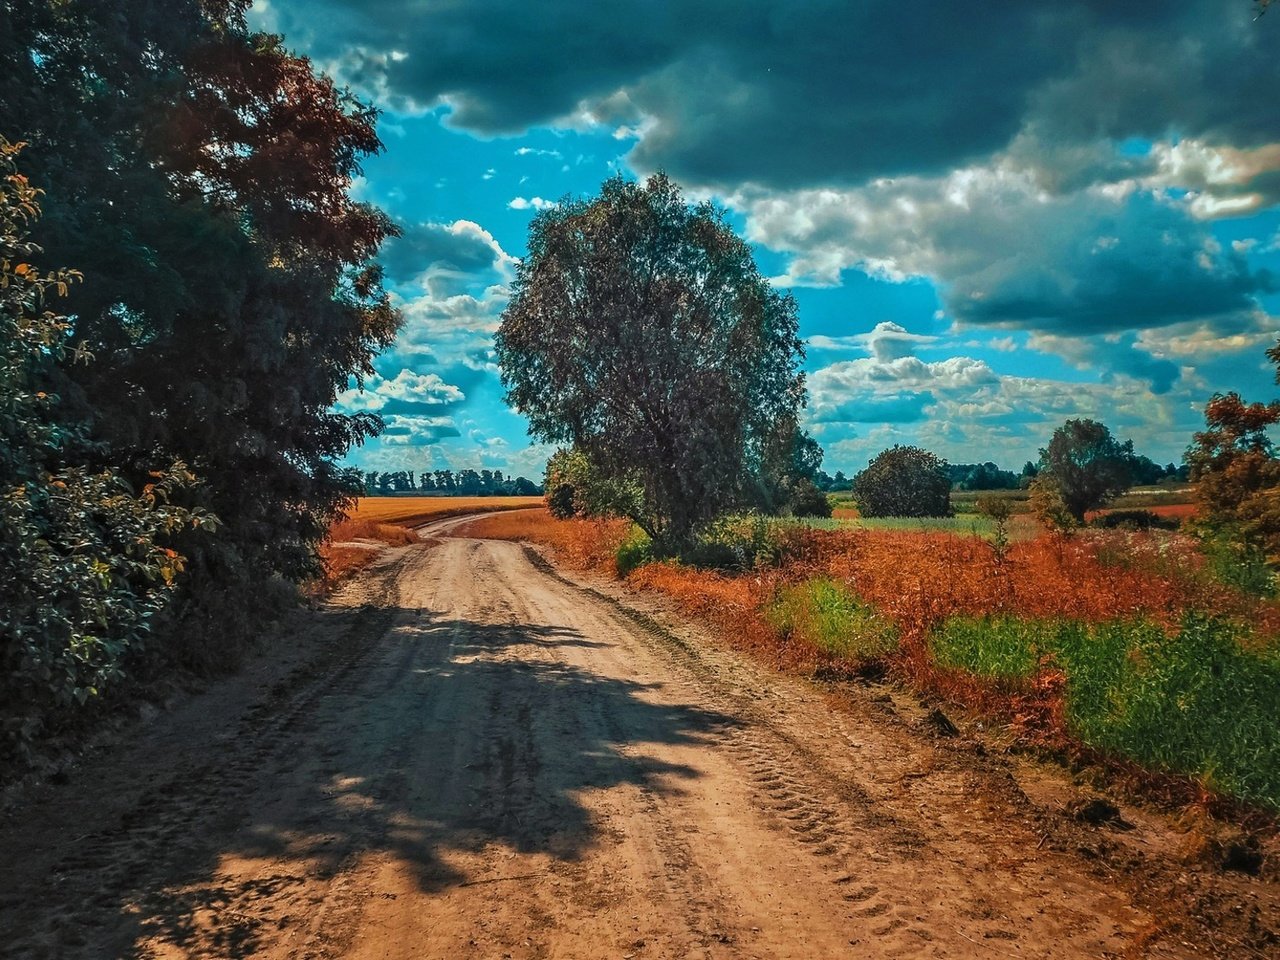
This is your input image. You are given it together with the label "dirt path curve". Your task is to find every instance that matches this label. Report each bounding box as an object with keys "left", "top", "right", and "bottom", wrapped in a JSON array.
[{"left": 0, "top": 531, "right": 1271, "bottom": 958}]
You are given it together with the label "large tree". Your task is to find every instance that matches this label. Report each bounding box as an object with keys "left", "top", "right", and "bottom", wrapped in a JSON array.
[
  {"left": 495, "top": 174, "right": 806, "bottom": 550},
  {"left": 1037, "top": 418, "right": 1134, "bottom": 523},
  {"left": 0, "top": 2, "right": 399, "bottom": 653}
]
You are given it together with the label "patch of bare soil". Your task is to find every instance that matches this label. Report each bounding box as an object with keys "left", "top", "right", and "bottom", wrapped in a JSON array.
[{"left": 0, "top": 528, "right": 1274, "bottom": 959}]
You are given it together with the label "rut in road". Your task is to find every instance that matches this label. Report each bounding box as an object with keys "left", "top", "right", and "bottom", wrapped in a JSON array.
[{"left": 0, "top": 534, "right": 1224, "bottom": 958}]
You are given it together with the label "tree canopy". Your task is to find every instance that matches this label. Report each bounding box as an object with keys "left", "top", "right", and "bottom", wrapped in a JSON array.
[
  {"left": 495, "top": 173, "right": 807, "bottom": 549},
  {"left": 1, "top": 1, "right": 399, "bottom": 658},
  {"left": 851, "top": 445, "right": 952, "bottom": 518},
  {"left": 1036, "top": 418, "right": 1134, "bottom": 523}
]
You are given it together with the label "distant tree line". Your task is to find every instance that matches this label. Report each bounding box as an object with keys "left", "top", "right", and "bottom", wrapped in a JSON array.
[
  {"left": 850, "top": 433, "right": 1193, "bottom": 521},
  {"left": 348, "top": 468, "right": 542, "bottom": 497}
]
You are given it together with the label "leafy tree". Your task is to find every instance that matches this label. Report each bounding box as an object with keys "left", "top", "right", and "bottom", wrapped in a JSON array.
[
  {"left": 543, "top": 447, "right": 641, "bottom": 520},
  {"left": 2, "top": 1, "right": 399, "bottom": 658},
  {"left": 1037, "top": 419, "right": 1134, "bottom": 523},
  {"left": 0, "top": 141, "right": 209, "bottom": 762},
  {"left": 1187, "top": 383, "right": 1280, "bottom": 568},
  {"left": 851, "top": 446, "right": 952, "bottom": 518},
  {"left": 496, "top": 174, "right": 806, "bottom": 550}
]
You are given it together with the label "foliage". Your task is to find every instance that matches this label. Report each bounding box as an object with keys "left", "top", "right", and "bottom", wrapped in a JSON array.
[
  {"left": 1, "top": 1, "right": 400, "bottom": 661},
  {"left": 975, "top": 494, "right": 1014, "bottom": 559},
  {"left": 543, "top": 447, "right": 642, "bottom": 521},
  {"left": 614, "top": 526, "right": 654, "bottom": 576},
  {"left": 1092, "top": 509, "right": 1180, "bottom": 532},
  {"left": 789, "top": 481, "right": 833, "bottom": 518},
  {"left": 753, "top": 420, "right": 829, "bottom": 516},
  {"left": 768, "top": 578, "right": 898, "bottom": 664},
  {"left": 1199, "top": 526, "right": 1276, "bottom": 597},
  {"left": 1038, "top": 418, "right": 1134, "bottom": 523},
  {"left": 681, "top": 513, "right": 800, "bottom": 571},
  {"left": 1187, "top": 384, "right": 1280, "bottom": 569},
  {"left": 495, "top": 173, "right": 806, "bottom": 551},
  {"left": 932, "top": 614, "right": 1280, "bottom": 810},
  {"left": 948, "top": 461, "right": 1020, "bottom": 491},
  {"left": 851, "top": 445, "right": 952, "bottom": 518},
  {"left": 359, "top": 468, "right": 541, "bottom": 497},
  {"left": 0, "top": 140, "right": 209, "bottom": 763},
  {"left": 1028, "top": 473, "right": 1079, "bottom": 534}
]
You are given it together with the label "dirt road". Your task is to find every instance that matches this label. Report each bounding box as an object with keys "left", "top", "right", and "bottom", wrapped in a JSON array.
[{"left": 1, "top": 529, "right": 1275, "bottom": 958}]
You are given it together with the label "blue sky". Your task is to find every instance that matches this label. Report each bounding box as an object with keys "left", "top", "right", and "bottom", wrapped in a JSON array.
[{"left": 250, "top": 1, "right": 1280, "bottom": 478}]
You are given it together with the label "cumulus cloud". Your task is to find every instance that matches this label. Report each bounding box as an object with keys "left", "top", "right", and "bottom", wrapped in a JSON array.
[
  {"left": 379, "top": 219, "right": 515, "bottom": 296},
  {"left": 336, "top": 369, "right": 466, "bottom": 414},
  {"left": 507, "top": 196, "right": 557, "bottom": 211},
  {"left": 251, "top": 1, "right": 1279, "bottom": 191}
]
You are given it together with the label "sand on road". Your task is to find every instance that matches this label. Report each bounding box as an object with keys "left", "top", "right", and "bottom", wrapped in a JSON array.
[{"left": 1, "top": 528, "right": 1273, "bottom": 958}]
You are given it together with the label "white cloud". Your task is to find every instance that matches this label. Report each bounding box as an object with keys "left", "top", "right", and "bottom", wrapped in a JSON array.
[{"left": 508, "top": 196, "right": 557, "bottom": 211}]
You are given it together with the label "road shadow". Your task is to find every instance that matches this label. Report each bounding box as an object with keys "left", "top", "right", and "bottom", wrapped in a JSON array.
[{"left": 43, "top": 602, "right": 738, "bottom": 957}]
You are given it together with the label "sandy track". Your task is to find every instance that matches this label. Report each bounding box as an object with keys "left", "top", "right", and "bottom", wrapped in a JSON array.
[{"left": 0, "top": 533, "right": 1273, "bottom": 958}]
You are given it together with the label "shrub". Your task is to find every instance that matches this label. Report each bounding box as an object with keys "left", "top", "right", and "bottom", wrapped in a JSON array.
[
  {"left": 1093, "top": 509, "right": 1180, "bottom": 531},
  {"left": 851, "top": 445, "right": 951, "bottom": 518},
  {"left": 614, "top": 526, "right": 653, "bottom": 576},
  {"left": 0, "top": 142, "right": 208, "bottom": 764},
  {"left": 682, "top": 513, "right": 796, "bottom": 571},
  {"left": 1199, "top": 524, "right": 1276, "bottom": 597},
  {"left": 790, "top": 481, "right": 833, "bottom": 518},
  {"left": 769, "top": 578, "right": 898, "bottom": 663}
]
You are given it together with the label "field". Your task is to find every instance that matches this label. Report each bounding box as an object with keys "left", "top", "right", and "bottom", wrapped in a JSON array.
[
  {"left": 340, "top": 495, "right": 543, "bottom": 526},
  {"left": 319, "top": 496, "right": 543, "bottom": 587},
  {"left": 455, "top": 503, "right": 1280, "bottom": 814}
]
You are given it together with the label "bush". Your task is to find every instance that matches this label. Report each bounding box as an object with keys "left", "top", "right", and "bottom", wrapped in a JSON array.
[
  {"left": 614, "top": 526, "right": 653, "bottom": 576},
  {"left": 682, "top": 513, "right": 795, "bottom": 571},
  {"left": 931, "top": 614, "right": 1280, "bottom": 810},
  {"left": 547, "top": 482, "right": 578, "bottom": 519},
  {"left": 769, "top": 578, "right": 898, "bottom": 663},
  {"left": 1093, "top": 509, "right": 1180, "bottom": 531},
  {"left": 790, "top": 481, "right": 833, "bottom": 518},
  {"left": 0, "top": 141, "right": 208, "bottom": 765},
  {"left": 1200, "top": 524, "right": 1276, "bottom": 597},
  {"left": 851, "top": 445, "right": 951, "bottom": 518}
]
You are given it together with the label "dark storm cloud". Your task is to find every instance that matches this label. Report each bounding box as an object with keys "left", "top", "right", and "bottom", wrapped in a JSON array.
[{"left": 258, "top": 1, "right": 1279, "bottom": 189}]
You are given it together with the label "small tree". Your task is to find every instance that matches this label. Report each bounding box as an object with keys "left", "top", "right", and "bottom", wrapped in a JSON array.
[
  {"left": 543, "top": 447, "right": 641, "bottom": 520},
  {"left": 496, "top": 174, "right": 806, "bottom": 551},
  {"left": 1187, "top": 384, "right": 1280, "bottom": 568},
  {"left": 1038, "top": 418, "right": 1134, "bottom": 523},
  {"left": 851, "top": 445, "right": 952, "bottom": 518}
]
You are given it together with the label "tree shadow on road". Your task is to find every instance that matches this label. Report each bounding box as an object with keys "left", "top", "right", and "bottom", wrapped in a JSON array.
[{"left": 16, "top": 603, "right": 738, "bottom": 957}]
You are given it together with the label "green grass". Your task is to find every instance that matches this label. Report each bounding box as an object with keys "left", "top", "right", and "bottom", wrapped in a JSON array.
[
  {"left": 768, "top": 577, "right": 899, "bottom": 662},
  {"left": 614, "top": 525, "right": 653, "bottom": 576},
  {"left": 931, "top": 614, "right": 1280, "bottom": 810},
  {"left": 800, "top": 514, "right": 1002, "bottom": 538}
]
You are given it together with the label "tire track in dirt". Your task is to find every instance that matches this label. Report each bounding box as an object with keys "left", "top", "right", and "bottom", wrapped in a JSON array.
[{"left": 0, "top": 533, "right": 1272, "bottom": 959}]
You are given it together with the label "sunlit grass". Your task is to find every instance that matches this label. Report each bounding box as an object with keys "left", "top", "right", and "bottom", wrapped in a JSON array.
[{"left": 932, "top": 614, "right": 1280, "bottom": 809}]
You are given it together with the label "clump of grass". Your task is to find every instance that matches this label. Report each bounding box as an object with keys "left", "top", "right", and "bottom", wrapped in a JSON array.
[
  {"left": 931, "top": 614, "right": 1280, "bottom": 810},
  {"left": 682, "top": 513, "right": 797, "bottom": 571},
  {"left": 769, "top": 577, "right": 898, "bottom": 663},
  {"left": 614, "top": 525, "right": 653, "bottom": 576}
]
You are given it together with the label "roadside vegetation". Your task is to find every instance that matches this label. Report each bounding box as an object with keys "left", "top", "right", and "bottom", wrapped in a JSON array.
[{"left": 1, "top": 5, "right": 398, "bottom": 772}]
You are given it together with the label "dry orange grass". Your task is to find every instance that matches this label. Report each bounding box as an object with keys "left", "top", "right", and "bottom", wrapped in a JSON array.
[
  {"left": 316, "top": 497, "right": 542, "bottom": 591},
  {"left": 452, "top": 509, "right": 629, "bottom": 569}
]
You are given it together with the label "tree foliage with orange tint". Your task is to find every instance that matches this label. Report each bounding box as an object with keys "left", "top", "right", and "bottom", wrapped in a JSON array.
[
  {"left": 1188, "top": 384, "right": 1280, "bottom": 567},
  {"left": 0, "top": 1, "right": 400, "bottom": 655}
]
